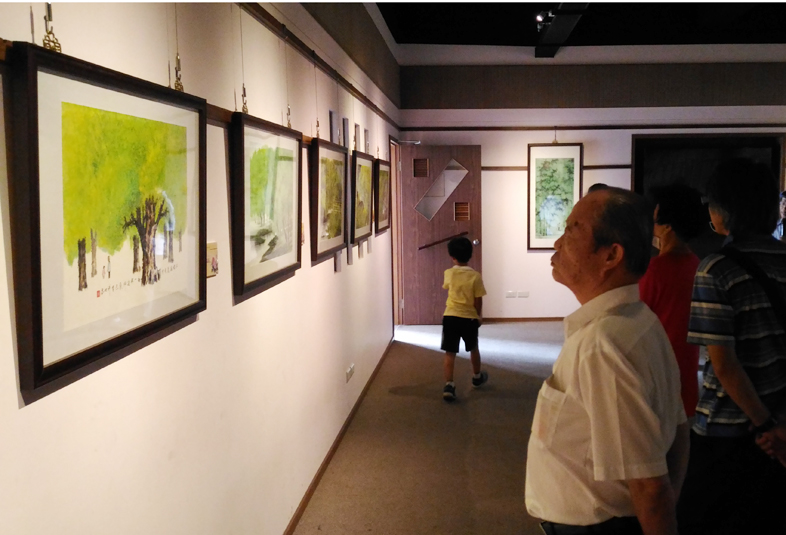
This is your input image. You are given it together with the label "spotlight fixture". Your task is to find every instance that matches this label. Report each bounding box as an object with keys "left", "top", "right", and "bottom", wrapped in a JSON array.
[{"left": 536, "top": 10, "right": 554, "bottom": 32}]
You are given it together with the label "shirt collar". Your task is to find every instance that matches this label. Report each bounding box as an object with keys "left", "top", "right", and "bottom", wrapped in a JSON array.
[
  {"left": 564, "top": 284, "right": 641, "bottom": 338},
  {"left": 451, "top": 265, "right": 473, "bottom": 271}
]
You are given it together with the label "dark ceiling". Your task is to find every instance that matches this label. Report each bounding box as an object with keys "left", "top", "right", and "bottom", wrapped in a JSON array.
[{"left": 377, "top": 3, "right": 786, "bottom": 49}]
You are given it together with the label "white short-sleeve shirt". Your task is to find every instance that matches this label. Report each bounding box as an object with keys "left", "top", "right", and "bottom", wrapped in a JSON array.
[{"left": 525, "top": 285, "right": 686, "bottom": 525}]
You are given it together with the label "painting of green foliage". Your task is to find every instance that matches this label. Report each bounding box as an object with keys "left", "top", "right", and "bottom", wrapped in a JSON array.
[
  {"left": 355, "top": 163, "right": 372, "bottom": 230},
  {"left": 378, "top": 168, "right": 390, "bottom": 222},
  {"left": 319, "top": 156, "right": 344, "bottom": 239},
  {"left": 62, "top": 102, "right": 187, "bottom": 288},
  {"left": 534, "top": 158, "right": 574, "bottom": 238},
  {"left": 248, "top": 146, "right": 295, "bottom": 261}
]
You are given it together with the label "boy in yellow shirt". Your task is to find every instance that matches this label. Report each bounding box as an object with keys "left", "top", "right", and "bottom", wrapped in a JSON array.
[{"left": 441, "top": 237, "right": 488, "bottom": 401}]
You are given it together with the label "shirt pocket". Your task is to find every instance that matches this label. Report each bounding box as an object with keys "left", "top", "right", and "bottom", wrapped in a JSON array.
[{"left": 532, "top": 381, "right": 567, "bottom": 448}]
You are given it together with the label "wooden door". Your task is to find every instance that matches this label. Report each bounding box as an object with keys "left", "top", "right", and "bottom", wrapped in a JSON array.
[{"left": 400, "top": 145, "right": 482, "bottom": 325}]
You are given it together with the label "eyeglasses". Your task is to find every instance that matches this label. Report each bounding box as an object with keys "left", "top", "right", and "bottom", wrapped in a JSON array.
[{"left": 709, "top": 221, "right": 717, "bottom": 232}]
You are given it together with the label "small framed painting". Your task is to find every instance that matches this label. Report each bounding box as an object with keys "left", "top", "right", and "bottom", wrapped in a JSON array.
[
  {"left": 229, "top": 112, "right": 302, "bottom": 297},
  {"left": 351, "top": 150, "right": 374, "bottom": 244},
  {"left": 308, "top": 138, "right": 348, "bottom": 264},
  {"left": 7, "top": 42, "right": 207, "bottom": 397},
  {"left": 527, "top": 143, "right": 583, "bottom": 250},
  {"left": 374, "top": 159, "right": 391, "bottom": 234}
]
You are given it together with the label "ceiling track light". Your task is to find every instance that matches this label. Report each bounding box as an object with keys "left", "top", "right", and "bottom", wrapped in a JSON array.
[{"left": 536, "top": 10, "right": 554, "bottom": 32}]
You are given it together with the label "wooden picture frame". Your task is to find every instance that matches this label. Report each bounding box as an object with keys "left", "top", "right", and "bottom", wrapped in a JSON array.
[
  {"left": 351, "top": 150, "right": 374, "bottom": 244},
  {"left": 374, "top": 158, "right": 391, "bottom": 234},
  {"left": 527, "top": 143, "right": 583, "bottom": 250},
  {"left": 308, "top": 137, "right": 348, "bottom": 264},
  {"left": 229, "top": 112, "right": 302, "bottom": 297},
  {"left": 7, "top": 42, "right": 207, "bottom": 398}
]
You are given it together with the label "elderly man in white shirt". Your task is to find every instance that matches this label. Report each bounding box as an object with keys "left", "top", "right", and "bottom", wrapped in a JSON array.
[{"left": 526, "top": 188, "right": 690, "bottom": 535}]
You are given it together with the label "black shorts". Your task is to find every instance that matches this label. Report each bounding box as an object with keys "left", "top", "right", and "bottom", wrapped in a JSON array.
[{"left": 441, "top": 316, "right": 479, "bottom": 353}]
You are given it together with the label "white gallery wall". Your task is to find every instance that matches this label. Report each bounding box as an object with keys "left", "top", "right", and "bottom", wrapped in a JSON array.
[
  {"left": 0, "top": 3, "right": 395, "bottom": 535},
  {"left": 400, "top": 106, "right": 786, "bottom": 319}
]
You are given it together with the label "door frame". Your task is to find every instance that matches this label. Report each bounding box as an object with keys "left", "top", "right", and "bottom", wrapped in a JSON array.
[{"left": 389, "top": 136, "right": 403, "bottom": 325}]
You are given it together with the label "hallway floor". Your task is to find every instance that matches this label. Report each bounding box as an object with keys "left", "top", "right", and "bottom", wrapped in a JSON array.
[{"left": 291, "top": 322, "right": 564, "bottom": 535}]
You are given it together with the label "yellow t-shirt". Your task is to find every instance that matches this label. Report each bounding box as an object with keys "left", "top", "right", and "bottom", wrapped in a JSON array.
[{"left": 443, "top": 265, "right": 486, "bottom": 319}]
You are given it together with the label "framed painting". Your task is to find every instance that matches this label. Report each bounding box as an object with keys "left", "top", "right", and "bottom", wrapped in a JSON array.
[
  {"left": 374, "top": 158, "right": 391, "bottom": 234},
  {"left": 8, "top": 42, "right": 207, "bottom": 397},
  {"left": 308, "top": 137, "right": 348, "bottom": 264},
  {"left": 229, "top": 112, "right": 302, "bottom": 297},
  {"left": 527, "top": 143, "right": 583, "bottom": 250},
  {"left": 351, "top": 150, "right": 374, "bottom": 244}
]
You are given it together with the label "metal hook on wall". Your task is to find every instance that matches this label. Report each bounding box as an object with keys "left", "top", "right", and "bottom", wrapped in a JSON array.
[{"left": 42, "top": 3, "right": 61, "bottom": 52}]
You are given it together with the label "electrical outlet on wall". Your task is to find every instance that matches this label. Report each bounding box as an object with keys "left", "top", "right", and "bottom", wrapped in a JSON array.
[
  {"left": 346, "top": 363, "right": 355, "bottom": 383},
  {"left": 505, "top": 291, "right": 516, "bottom": 298}
]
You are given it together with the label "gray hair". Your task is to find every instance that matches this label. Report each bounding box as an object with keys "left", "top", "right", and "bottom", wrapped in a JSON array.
[{"left": 591, "top": 188, "right": 653, "bottom": 277}]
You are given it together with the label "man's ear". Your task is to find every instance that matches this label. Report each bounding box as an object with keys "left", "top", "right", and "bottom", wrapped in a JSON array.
[{"left": 601, "top": 243, "right": 626, "bottom": 273}]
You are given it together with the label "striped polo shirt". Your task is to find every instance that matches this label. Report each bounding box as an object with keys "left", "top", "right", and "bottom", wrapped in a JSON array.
[{"left": 687, "top": 235, "right": 786, "bottom": 436}]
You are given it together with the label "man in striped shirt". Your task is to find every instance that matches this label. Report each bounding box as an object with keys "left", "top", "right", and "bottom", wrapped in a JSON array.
[{"left": 677, "top": 158, "right": 786, "bottom": 535}]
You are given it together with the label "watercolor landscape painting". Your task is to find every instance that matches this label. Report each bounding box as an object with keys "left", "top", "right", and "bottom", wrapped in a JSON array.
[
  {"left": 376, "top": 163, "right": 390, "bottom": 231},
  {"left": 308, "top": 139, "right": 347, "bottom": 263},
  {"left": 246, "top": 144, "right": 296, "bottom": 265},
  {"left": 319, "top": 155, "right": 345, "bottom": 241},
  {"left": 527, "top": 143, "right": 582, "bottom": 250},
  {"left": 534, "top": 157, "right": 574, "bottom": 239},
  {"left": 57, "top": 101, "right": 198, "bottom": 339},
  {"left": 355, "top": 161, "right": 372, "bottom": 231}
]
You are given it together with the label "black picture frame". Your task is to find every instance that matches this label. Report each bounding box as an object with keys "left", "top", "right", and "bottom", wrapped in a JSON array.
[
  {"left": 7, "top": 42, "right": 207, "bottom": 399},
  {"left": 308, "top": 137, "right": 348, "bottom": 264},
  {"left": 351, "top": 150, "right": 374, "bottom": 244},
  {"left": 229, "top": 112, "right": 303, "bottom": 298},
  {"left": 374, "top": 158, "right": 391, "bottom": 234}
]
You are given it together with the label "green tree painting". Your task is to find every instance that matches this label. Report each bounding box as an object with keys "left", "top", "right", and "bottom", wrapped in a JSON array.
[
  {"left": 319, "top": 157, "right": 344, "bottom": 239},
  {"left": 248, "top": 146, "right": 295, "bottom": 262},
  {"left": 378, "top": 169, "right": 390, "bottom": 222},
  {"left": 355, "top": 164, "right": 372, "bottom": 230},
  {"left": 534, "top": 158, "right": 574, "bottom": 238},
  {"left": 62, "top": 102, "right": 187, "bottom": 289}
]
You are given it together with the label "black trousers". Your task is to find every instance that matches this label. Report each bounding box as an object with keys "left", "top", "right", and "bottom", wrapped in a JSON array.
[
  {"left": 676, "top": 430, "right": 786, "bottom": 535},
  {"left": 540, "top": 516, "right": 642, "bottom": 535}
]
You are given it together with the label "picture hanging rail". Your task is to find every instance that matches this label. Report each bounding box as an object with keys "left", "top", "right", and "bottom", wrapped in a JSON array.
[
  {"left": 527, "top": 143, "right": 584, "bottom": 250},
  {"left": 308, "top": 138, "right": 348, "bottom": 265},
  {"left": 229, "top": 112, "right": 303, "bottom": 298},
  {"left": 7, "top": 42, "right": 207, "bottom": 399}
]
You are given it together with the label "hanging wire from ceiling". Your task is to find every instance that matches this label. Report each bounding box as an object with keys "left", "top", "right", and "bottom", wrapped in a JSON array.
[
  {"left": 284, "top": 39, "right": 291, "bottom": 128},
  {"left": 239, "top": 5, "right": 248, "bottom": 114},
  {"left": 314, "top": 63, "right": 320, "bottom": 138},
  {"left": 174, "top": 4, "right": 183, "bottom": 91}
]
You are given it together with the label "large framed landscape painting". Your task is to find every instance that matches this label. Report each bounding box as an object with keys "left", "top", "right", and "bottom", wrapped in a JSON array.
[
  {"left": 230, "top": 112, "right": 302, "bottom": 297},
  {"left": 308, "top": 138, "right": 348, "bottom": 264},
  {"left": 527, "top": 143, "right": 583, "bottom": 250},
  {"left": 8, "top": 43, "right": 206, "bottom": 398},
  {"left": 374, "top": 158, "right": 391, "bottom": 234},
  {"left": 351, "top": 150, "right": 374, "bottom": 244}
]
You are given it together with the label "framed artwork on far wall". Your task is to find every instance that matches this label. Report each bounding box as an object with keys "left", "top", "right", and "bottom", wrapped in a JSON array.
[
  {"left": 229, "top": 112, "right": 303, "bottom": 297},
  {"left": 374, "top": 158, "right": 392, "bottom": 234},
  {"left": 7, "top": 42, "right": 207, "bottom": 398},
  {"left": 351, "top": 150, "right": 374, "bottom": 244},
  {"left": 308, "top": 138, "right": 348, "bottom": 264},
  {"left": 527, "top": 143, "right": 583, "bottom": 250}
]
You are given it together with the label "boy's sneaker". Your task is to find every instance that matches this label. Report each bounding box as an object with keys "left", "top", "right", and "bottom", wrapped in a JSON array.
[
  {"left": 443, "top": 383, "right": 456, "bottom": 402},
  {"left": 472, "top": 371, "right": 489, "bottom": 388}
]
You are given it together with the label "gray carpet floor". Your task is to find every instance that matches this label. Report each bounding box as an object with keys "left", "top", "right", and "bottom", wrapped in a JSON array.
[{"left": 291, "top": 322, "right": 564, "bottom": 535}]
